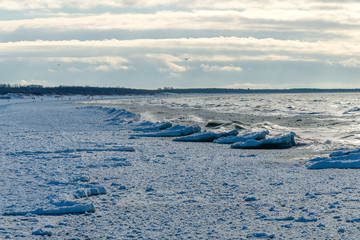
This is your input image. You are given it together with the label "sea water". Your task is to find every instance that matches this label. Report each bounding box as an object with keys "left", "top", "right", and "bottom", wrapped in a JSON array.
[{"left": 86, "top": 92, "right": 360, "bottom": 149}]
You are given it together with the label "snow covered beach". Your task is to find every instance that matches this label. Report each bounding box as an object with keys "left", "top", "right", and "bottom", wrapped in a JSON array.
[{"left": 1, "top": 94, "right": 360, "bottom": 239}]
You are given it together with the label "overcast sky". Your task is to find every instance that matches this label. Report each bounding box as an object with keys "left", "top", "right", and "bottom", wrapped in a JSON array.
[{"left": 1, "top": 0, "right": 360, "bottom": 89}]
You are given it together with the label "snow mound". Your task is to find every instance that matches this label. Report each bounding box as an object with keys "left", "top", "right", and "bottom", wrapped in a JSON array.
[
  {"left": 307, "top": 150, "right": 360, "bottom": 169},
  {"left": 134, "top": 125, "right": 201, "bottom": 137},
  {"left": 4, "top": 201, "right": 95, "bottom": 216},
  {"left": 132, "top": 121, "right": 172, "bottom": 132},
  {"left": 173, "top": 129, "right": 238, "bottom": 142},
  {"left": 231, "top": 132, "right": 296, "bottom": 149},
  {"left": 214, "top": 130, "right": 269, "bottom": 144}
]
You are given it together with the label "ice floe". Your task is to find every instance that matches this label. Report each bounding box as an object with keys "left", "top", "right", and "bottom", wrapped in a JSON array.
[
  {"left": 307, "top": 149, "right": 360, "bottom": 169},
  {"left": 214, "top": 130, "right": 269, "bottom": 144},
  {"left": 32, "top": 229, "right": 52, "bottom": 236},
  {"left": 133, "top": 125, "right": 201, "bottom": 137},
  {"left": 343, "top": 106, "right": 360, "bottom": 114},
  {"left": 74, "top": 185, "right": 107, "bottom": 199},
  {"left": 132, "top": 121, "right": 172, "bottom": 132},
  {"left": 7, "top": 147, "right": 135, "bottom": 156},
  {"left": 231, "top": 132, "right": 296, "bottom": 149},
  {"left": 173, "top": 129, "right": 238, "bottom": 142},
  {"left": 4, "top": 201, "right": 95, "bottom": 216},
  {"left": 205, "top": 120, "right": 227, "bottom": 128}
]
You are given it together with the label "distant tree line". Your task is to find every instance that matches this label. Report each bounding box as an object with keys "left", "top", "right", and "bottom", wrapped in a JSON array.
[
  {"left": 0, "top": 85, "right": 159, "bottom": 96},
  {"left": 1, "top": 84, "right": 360, "bottom": 96}
]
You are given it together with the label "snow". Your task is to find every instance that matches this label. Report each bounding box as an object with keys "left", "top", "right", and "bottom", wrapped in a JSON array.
[
  {"left": 231, "top": 132, "right": 296, "bottom": 149},
  {"left": 1, "top": 94, "right": 360, "bottom": 239},
  {"left": 173, "top": 129, "right": 238, "bottom": 142}
]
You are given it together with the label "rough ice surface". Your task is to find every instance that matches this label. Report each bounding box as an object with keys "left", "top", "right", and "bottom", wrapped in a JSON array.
[
  {"left": 214, "top": 130, "right": 269, "bottom": 144},
  {"left": 173, "top": 129, "right": 238, "bottom": 142},
  {"left": 1, "top": 94, "right": 360, "bottom": 239},
  {"left": 231, "top": 132, "right": 296, "bottom": 149}
]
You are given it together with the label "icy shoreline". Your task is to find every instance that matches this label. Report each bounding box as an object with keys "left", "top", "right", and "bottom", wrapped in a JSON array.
[{"left": 1, "top": 96, "right": 360, "bottom": 239}]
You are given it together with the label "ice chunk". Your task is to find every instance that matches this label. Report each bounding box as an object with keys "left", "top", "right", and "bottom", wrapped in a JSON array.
[
  {"left": 32, "top": 229, "right": 52, "bottom": 236},
  {"left": 343, "top": 107, "right": 360, "bottom": 114},
  {"left": 4, "top": 201, "right": 96, "bottom": 216},
  {"left": 33, "top": 202, "right": 96, "bottom": 215},
  {"left": 329, "top": 148, "right": 360, "bottom": 157},
  {"left": 247, "top": 233, "right": 275, "bottom": 239},
  {"left": 205, "top": 120, "right": 226, "bottom": 128},
  {"left": 103, "top": 108, "right": 140, "bottom": 123},
  {"left": 294, "top": 217, "right": 318, "bottom": 222},
  {"left": 70, "top": 173, "right": 91, "bottom": 182},
  {"left": 74, "top": 185, "right": 107, "bottom": 199},
  {"left": 134, "top": 125, "right": 201, "bottom": 137},
  {"left": 307, "top": 150, "right": 360, "bottom": 169},
  {"left": 307, "top": 155, "right": 360, "bottom": 169},
  {"left": 132, "top": 121, "right": 172, "bottom": 132},
  {"left": 214, "top": 130, "right": 269, "bottom": 144},
  {"left": 231, "top": 132, "right": 296, "bottom": 149},
  {"left": 173, "top": 129, "right": 238, "bottom": 142}
]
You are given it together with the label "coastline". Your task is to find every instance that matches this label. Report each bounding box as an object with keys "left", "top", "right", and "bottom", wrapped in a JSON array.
[{"left": 0, "top": 96, "right": 359, "bottom": 238}]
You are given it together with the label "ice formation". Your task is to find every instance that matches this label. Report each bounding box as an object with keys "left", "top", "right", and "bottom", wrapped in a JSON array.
[
  {"left": 231, "top": 132, "right": 296, "bottom": 149},
  {"left": 173, "top": 129, "right": 238, "bottom": 142},
  {"left": 307, "top": 150, "right": 360, "bottom": 169},
  {"left": 214, "top": 130, "right": 269, "bottom": 144},
  {"left": 132, "top": 121, "right": 172, "bottom": 132},
  {"left": 133, "top": 125, "right": 201, "bottom": 137}
]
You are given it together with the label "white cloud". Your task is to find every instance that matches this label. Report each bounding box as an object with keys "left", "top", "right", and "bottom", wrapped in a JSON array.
[
  {"left": 1, "top": 0, "right": 359, "bottom": 11},
  {"left": 67, "top": 67, "right": 83, "bottom": 72},
  {"left": 145, "top": 54, "right": 188, "bottom": 73},
  {"left": 1, "top": 38, "right": 359, "bottom": 59},
  {"left": 1, "top": 8, "right": 360, "bottom": 34},
  {"left": 339, "top": 58, "right": 360, "bottom": 68},
  {"left": 44, "top": 56, "right": 130, "bottom": 71},
  {"left": 201, "top": 64, "right": 242, "bottom": 72},
  {"left": 20, "top": 79, "right": 48, "bottom": 85},
  {"left": 221, "top": 82, "right": 272, "bottom": 89}
]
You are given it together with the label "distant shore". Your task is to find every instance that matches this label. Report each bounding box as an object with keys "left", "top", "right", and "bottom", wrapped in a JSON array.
[{"left": 1, "top": 84, "right": 360, "bottom": 96}]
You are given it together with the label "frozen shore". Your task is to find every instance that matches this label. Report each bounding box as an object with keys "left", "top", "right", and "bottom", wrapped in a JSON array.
[{"left": 1, "top": 96, "right": 360, "bottom": 239}]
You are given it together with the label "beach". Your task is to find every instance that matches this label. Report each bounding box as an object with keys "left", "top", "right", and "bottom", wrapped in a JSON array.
[{"left": 1, "top": 94, "right": 360, "bottom": 239}]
